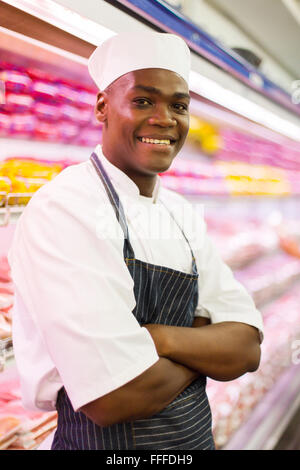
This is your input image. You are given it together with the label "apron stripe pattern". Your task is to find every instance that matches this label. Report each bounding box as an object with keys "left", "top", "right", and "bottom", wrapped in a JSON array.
[{"left": 51, "top": 152, "right": 215, "bottom": 450}]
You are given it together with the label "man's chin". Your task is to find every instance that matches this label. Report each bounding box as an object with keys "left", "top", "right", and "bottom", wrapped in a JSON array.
[{"left": 146, "top": 156, "right": 175, "bottom": 175}]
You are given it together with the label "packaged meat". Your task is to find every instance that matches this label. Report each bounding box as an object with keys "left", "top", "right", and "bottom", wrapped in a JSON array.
[
  {"left": 0, "top": 111, "right": 11, "bottom": 134},
  {"left": 73, "top": 128, "right": 102, "bottom": 147},
  {"left": 7, "top": 416, "right": 57, "bottom": 450},
  {"left": 0, "top": 433, "right": 19, "bottom": 450},
  {"left": 0, "top": 281, "right": 14, "bottom": 295},
  {"left": 205, "top": 216, "right": 278, "bottom": 269},
  {"left": 0, "top": 178, "right": 11, "bottom": 203},
  {"left": 234, "top": 252, "right": 300, "bottom": 306},
  {"left": 64, "top": 106, "right": 93, "bottom": 127},
  {"left": 59, "top": 103, "right": 81, "bottom": 122},
  {"left": 0, "top": 379, "right": 21, "bottom": 402},
  {"left": 0, "top": 416, "right": 22, "bottom": 444},
  {"left": 2, "top": 93, "right": 34, "bottom": 113},
  {"left": 0, "top": 70, "right": 32, "bottom": 93},
  {"left": 77, "top": 108, "right": 93, "bottom": 126},
  {"left": 0, "top": 314, "right": 11, "bottom": 339},
  {"left": 76, "top": 88, "right": 95, "bottom": 108},
  {"left": 0, "top": 400, "right": 55, "bottom": 424},
  {"left": 57, "top": 121, "right": 79, "bottom": 142},
  {"left": 33, "top": 121, "right": 59, "bottom": 141},
  {"left": 56, "top": 83, "right": 80, "bottom": 105},
  {"left": 1, "top": 308, "right": 12, "bottom": 324},
  {"left": 33, "top": 102, "right": 59, "bottom": 122},
  {"left": 9, "top": 114, "right": 36, "bottom": 136},
  {"left": 31, "top": 81, "right": 58, "bottom": 103},
  {"left": 26, "top": 67, "right": 55, "bottom": 82},
  {"left": 0, "top": 295, "right": 13, "bottom": 310},
  {"left": 207, "top": 281, "right": 300, "bottom": 448},
  {"left": 0, "top": 377, "right": 58, "bottom": 449},
  {"left": 0, "top": 260, "right": 11, "bottom": 282}
]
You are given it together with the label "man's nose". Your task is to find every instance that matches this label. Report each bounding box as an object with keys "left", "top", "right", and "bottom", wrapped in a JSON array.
[{"left": 148, "top": 105, "right": 176, "bottom": 127}]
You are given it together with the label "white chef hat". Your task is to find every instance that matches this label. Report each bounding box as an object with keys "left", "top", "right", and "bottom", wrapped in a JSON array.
[{"left": 88, "top": 31, "right": 190, "bottom": 91}]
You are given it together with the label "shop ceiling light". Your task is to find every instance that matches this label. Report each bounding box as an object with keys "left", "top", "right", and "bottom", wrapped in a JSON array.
[
  {"left": 3, "top": 0, "right": 300, "bottom": 142},
  {"left": 282, "top": 0, "right": 300, "bottom": 27},
  {"left": 189, "top": 71, "right": 300, "bottom": 142},
  {"left": 1, "top": 0, "right": 116, "bottom": 45},
  {"left": 189, "top": 99, "right": 300, "bottom": 149}
]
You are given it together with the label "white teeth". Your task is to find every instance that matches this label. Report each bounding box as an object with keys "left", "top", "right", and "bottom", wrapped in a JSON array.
[{"left": 140, "top": 137, "right": 171, "bottom": 145}]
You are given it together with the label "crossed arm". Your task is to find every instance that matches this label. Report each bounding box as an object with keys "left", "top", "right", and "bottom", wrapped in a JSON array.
[
  {"left": 80, "top": 318, "right": 261, "bottom": 426},
  {"left": 14, "top": 190, "right": 262, "bottom": 428},
  {"left": 144, "top": 317, "right": 261, "bottom": 381}
]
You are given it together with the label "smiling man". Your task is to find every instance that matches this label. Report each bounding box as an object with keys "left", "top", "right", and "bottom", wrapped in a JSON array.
[
  {"left": 9, "top": 32, "right": 263, "bottom": 450},
  {"left": 98, "top": 69, "right": 190, "bottom": 195}
]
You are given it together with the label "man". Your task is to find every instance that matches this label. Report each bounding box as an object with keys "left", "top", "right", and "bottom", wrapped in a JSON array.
[{"left": 9, "top": 32, "right": 263, "bottom": 450}]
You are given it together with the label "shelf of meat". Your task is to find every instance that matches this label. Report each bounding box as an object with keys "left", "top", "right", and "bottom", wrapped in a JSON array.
[
  {"left": 205, "top": 214, "right": 300, "bottom": 449},
  {"left": 1, "top": 207, "right": 300, "bottom": 449},
  {"left": 0, "top": 365, "right": 57, "bottom": 450},
  {"left": 0, "top": 254, "right": 14, "bottom": 372},
  {"left": 2, "top": 57, "right": 300, "bottom": 222},
  {"left": 0, "top": 253, "right": 57, "bottom": 450},
  {"left": 1, "top": 34, "right": 300, "bottom": 450}
]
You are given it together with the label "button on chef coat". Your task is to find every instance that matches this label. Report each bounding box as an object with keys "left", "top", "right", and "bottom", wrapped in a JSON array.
[{"left": 9, "top": 144, "right": 264, "bottom": 415}]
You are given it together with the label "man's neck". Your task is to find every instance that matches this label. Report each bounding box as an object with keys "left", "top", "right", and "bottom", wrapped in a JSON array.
[
  {"left": 101, "top": 145, "right": 157, "bottom": 198},
  {"left": 130, "top": 174, "right": 157, "bottom": 198}
]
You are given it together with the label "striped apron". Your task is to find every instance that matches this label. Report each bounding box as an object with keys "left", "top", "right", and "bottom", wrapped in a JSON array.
[{"left": 51, "top": 152, "right": 215, "bottom": 450}]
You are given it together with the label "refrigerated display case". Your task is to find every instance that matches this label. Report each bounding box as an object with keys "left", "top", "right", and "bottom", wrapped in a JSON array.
[{"left": 1, "top": 0, "right": 300, "bottom": 450}]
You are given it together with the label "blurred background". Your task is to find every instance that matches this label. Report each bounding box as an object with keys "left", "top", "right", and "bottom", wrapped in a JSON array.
[{"left": 1, "top": 0, "right": 300, "bottom": 450}]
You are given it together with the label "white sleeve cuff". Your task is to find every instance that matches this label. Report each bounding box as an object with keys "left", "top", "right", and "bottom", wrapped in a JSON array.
[{"left": 71, "top": 349, "right": 159, "bottom": 412}]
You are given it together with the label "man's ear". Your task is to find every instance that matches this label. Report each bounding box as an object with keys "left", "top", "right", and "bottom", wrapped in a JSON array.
[{"left": 94, "top": 91, "right": 108, "bottom": 123}]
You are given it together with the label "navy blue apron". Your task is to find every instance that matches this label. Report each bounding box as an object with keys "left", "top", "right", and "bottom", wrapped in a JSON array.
[{"left": 51, "top": 152, "right": 215, "bottom": 450}]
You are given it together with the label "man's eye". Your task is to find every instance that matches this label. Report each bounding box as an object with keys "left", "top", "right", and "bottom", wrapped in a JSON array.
[
  {"left": 174, "top": 103, "right": 188, "bottom": 111},
  {"left": 134, "top": 98, "right": 151, "bottom": 106}
]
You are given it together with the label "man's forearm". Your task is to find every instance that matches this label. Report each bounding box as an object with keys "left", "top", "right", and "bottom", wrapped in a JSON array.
[
  {"left": 144, "top": 321, "right": 261, "bottom": 381},
  {"left": 80, "top": 357, "right": 199, "bottom": 427}
]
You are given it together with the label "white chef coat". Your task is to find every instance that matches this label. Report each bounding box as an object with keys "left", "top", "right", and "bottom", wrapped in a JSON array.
[{"left": 9, "top": 144, "right": 264, "bottom": 418}]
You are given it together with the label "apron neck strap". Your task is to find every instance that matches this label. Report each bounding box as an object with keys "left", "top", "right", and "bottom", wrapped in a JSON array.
[
  {"left": 91, "top": 152, "right": 198, "bottom": 275},
  {"left": 90, "top": 152, "right": 134, "bottom": 259},
  {"left": 159, "top": 199, "right": 198, "bottom": 275}
]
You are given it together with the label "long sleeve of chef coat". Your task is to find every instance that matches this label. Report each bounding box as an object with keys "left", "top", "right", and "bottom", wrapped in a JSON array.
[{"left": 9, "top": 165, "right": 159, "bottom": 412}]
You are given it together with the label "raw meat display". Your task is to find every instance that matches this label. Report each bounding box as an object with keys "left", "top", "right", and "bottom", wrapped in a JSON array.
[
  {"left": 0, "top": 416, "right": 22, "bottom": 450},
  {"left": 0, "top": 281, "right": 14, "bottom": 295},
  {"left": 207, "top": 281, "right": 300, "bottom": 448},
  {"left": 0, "top": 377, "right": 57, "bottom": 449},
  {"left": 0, "top": 61, "right": 102, "bottom": 147},
  {"left": 0, "top": 257, "right": 13, "bottom": 347},
  {"left": 160, "top": 156, "right": 300, "bottom": 197},
  {"left": 206, "top": 216, "right": 279, "bottom": 269},
  {"left": 0, "top": 256, "right": 10, "bottom": 282},
  {"left": 1, "top": 47, "right": 300, "bottom": 452},
  {"left": 1, "top": 209, "right": 299, "bottom": 448},
  {"left": 216, "top": 128, "right": 300, "bottom": 172},
  {"left": 0, "top": 157, "right": 79, "bottom": 207},
  {"left": 234, "top": 252, "right": 300, "bottom": 307}
]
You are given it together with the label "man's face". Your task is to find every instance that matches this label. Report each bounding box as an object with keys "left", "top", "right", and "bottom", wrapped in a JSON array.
[{"left": 97, "top": 68, "right": 190, "bottom": 178}]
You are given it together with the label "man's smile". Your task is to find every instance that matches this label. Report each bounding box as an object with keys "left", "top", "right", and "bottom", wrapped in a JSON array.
[{"left": 136, "top": 134, "right": 177, "bottom": 150}]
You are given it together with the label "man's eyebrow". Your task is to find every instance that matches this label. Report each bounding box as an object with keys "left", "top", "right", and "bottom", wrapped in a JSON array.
[{"left": 131, "top": 85, "right": 190, "bottom": 101}]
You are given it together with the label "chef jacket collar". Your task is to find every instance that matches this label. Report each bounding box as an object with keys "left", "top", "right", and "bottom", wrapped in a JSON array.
[{"left": 94, "top": 145, "right": 161, "bottom": 204}]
